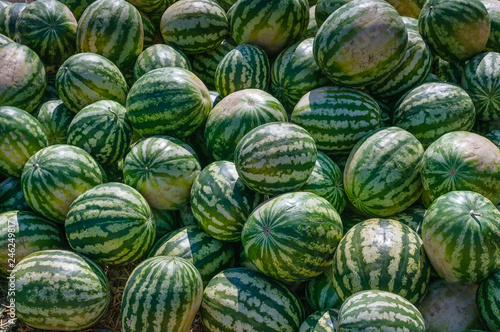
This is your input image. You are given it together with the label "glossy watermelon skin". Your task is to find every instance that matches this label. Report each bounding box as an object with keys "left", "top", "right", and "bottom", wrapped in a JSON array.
[
  {"left": 482, "top": 0, "right": 500, "bottom": 52},
  {"left": 418, "top": 0, "right": 490, "bottom": 63},
  {"left": 343, "top": 127, "right": 424, "bottom": 217},
  {"left": 133, "top": 44, "right": 191, "bottom": 82},
  {"left": 313, "top": 0, "right": 408, "bottom": 86},
  {"left": 201, "top": 268, "right": 305, "bottom": 331},
  {"left": 420, "top": 131, "right": 500, "bottom": 205},
  {"left": 392, "top": 82, "right": 476, "bottom": 148},
  {"left": 234, "top": 122, "right": 317, "bottom": 195},
  {"left": 422, "top": 191, "right": 500, "bottom": 284},
  {"left": 21, "top": 144, "right": 105, "bottom": 223},
  {"left": 0, "top": 177, "right": 33, "bottom": 213},
  {"left": 192, "top": 38, "right": 236, "bottom": 90},
  {"left": 242, "top": 192, "right": 343, "bottom": 283},
  {"left": 0, "top": 210, "right": 65, "bottom": 278},
  {"left": 204, "top": 89, "right": 288, "bottom": 161},
  {"left": 299, "top": 309, "right": 339, "bottom": 332},
  {"left": 12, "top": 249, "right": 110, "bottom": 331},
  {"left": 15, "top": 0, "right": 77, "bottom": 67},
  {"left": 337, "top": 290, "right": 426, "bottom": 332},
  {"left": 126, "top": 67, "right": 211, "bottom": 138},
  {"left": 462, "top": 51, "right": 500, "bottom": 121},
  {"left": 229, "top": 0, "right": 309, "bottom": 58},
  {"left": 55, "top": 53, "right": 128, "bottom": 114},
  {"left": 477, "top": 268, "right": 500, "bottom": 331},
  {"left": 123, "top": 135, "right": 202, "bottom": 210},
  {"left": 0, "top": 106, "right": 48, "bottom": 178},
  {"left": 36, "top": 99, "right": 75, "bottom": 146},
  {"left": 0, "top": 3, "right": 27, "bottom": 39},
  {"left": 190, "top": 160, "right": 262, "bottom": 242},
  {"left": 121, "top": 256, "right": 203, "bottom": 332},
  {"left": 0, "top": 43, "right": 46, "bottom": 113},
  {"left": 76, "top": 0, "right": 143, "bottom": 71}
]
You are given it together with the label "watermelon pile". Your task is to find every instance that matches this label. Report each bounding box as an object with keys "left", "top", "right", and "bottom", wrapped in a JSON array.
[{"left": 1, "top": 0, "right": 500, "bottom": 331}]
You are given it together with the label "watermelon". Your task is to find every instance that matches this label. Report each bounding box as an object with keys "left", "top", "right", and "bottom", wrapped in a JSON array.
[
  {"left": 123, "top": 135, "right": 202, "bottom": 210},
  {"left": 204, "top": 89, "right": 288, "bottom": 161},
  {"left": 139, "top": 12, "right": 155, "bottom": 49},
  {"left": 229, "top": 0, "right": 309, "bottom": 58},
  {"left": 215, "top": 0, "right": 237, "bottom": 11},
  {"left": 418, "top": 0, "right": 490, "bottom": 63},
  {"left": 0, "top": 177, "right": 32, "bottom": 213},
  {"left": 21, "top": 144, "right": 105, "bottom": 223},
  {"left": 291, "top": 86, "right": 381, "bottom": 155},
  {"left": 0, "top": 1, "right": 8, "bottom": 10},
  {"left": 299, "top": 309, "right": 339, "bottom": 332},
  {"left": 392, "top": 82, "right": 476, "bottom": 148},
  {"left": 313, "top": 0, "right": 408, "bottom": 86},
  {"left": 160, "top": 0, "right": 229, "bottom": 54},
  {"left": 15, "top": 0, "right": 77, "bottom": 67},
  {"left": 190, "top": 160, "right": 262, "bottom": 242},
  {"left": 337, "top": 290, "right": 425, "bottom": 331},
  {"left": 433, "top": 58, "right": 464, "bottom": 85},
  {"left": 133, "top": 44, "right": 191, "bottom": 82},
  {"left": 66, "top": 100, "right": 132, "bottom": 166},
  {"left": 343, "top": 127, "right": 424, "bottom": 217},
  {"left": 151, "top": 207, "right": 179, "bottom": 241},
  {"left": 420, "top": 131, "right": 500, "bottom": 205},
  {"left": 234, "top": 122, "right": 317, "bottom": 195},
  {"left": 12, "top": 249, "right": 110, "bottom": 331},
  {"left": 126, "top": 0, "right": 173, "bottom": 22},
  {"left": 58, "top": 0, "right": 96, "bottom": 21},
  {"left": 36, "top": 99, "right": 75, "bottom": 145},
  {"left": 77, "top": 0, "right": 143, "bottom": 71},
  {"left": 462, "top": 51, "right": 500, "bottom": 121},
  {"left": 422, "top": 190, "right": 500, "bottom": 284},
  {"left": 0, "top": 3, "right": 27, "bottom": 39},
  {"left": 177, "top": 203, "right": 197, "bottom": 227},
  {"left": 0, "top": 106, "right": 48, "bottom": 178},
  {"left": 389, "top": 204, "right": 426, "bottom": 236},
  {"left": 55, "top": 53, "right": 128, "bottom": 114},
  {"left": 0, "top": 43, "right": 46, "bottom": 113},
  {"left": 0, "top": 32, "right": 12, "bottom": 46},
  {"left": 305, "top": 262, "right": 343, "bottom": 312},
  {"left": 477, "top": 268, "right": 500, "bottom": 331},
  {"left": 304, "top": 5, "right": 318, "bottom": 38},
  {"left": 485, "top": 129, "right": 500, "bottom": 148},
  {"left": 201, "top": 267, "right": 305, "bottom": 331},
  {"left": 387, "top": 0, "right": 426, "bottom": 18},
  {"left": 481, "top": 0, "right": 500, "bottom": 52},
  {"left": 270, "top": 38, "right": 330, "bottom": 113},
  {"left": 0, "top": 210, "right": 65, "bottom": 278},
  {"left": 242, "top": 192, "right": 343, "bottom": 283},
  {"left": 126, "top": 67, "right": 211, "bottom": 138},
  {"left": 148, "top": 225, "right": 236, "bottom": 286},
  {"left": 315, "top": 0, "right": 350, "bottom": 27},
  {"left": 214, "top": 43, "right": 271, "bottom": 98}
]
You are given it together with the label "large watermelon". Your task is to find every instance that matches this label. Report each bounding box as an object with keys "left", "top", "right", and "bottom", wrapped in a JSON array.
[
  {"left": 133, "top": 44, "right": 191, "bottom": 82},
  {"left": 36, "top": 100, "right": 75, "bottom": 146},
  {"left": 477, "top": 268, "right": 500, "bottom": 331}
]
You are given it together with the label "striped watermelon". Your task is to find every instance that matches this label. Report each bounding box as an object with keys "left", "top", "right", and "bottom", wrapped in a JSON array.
[
  {"left": 184, "top": 124, "right": 216, "bottom": 169},
  {"left": 55, "top": 53, "right": 128, "bottom": 114},
  {"left": 201, "top": 267, "right": 305, "bottom": 331},
  {"left": 300, "top": 151, "right": 346, "bottom": 214},
  {"left": 12, "top": 249, "right": 110, "bottom": 330},
  {"left": 313, "top": 0, "right": 408, "bottom": 87},
  {"left": 422, "top": 190, "right": 500, "bottom": 284},
  {"left": 387, "top": 0, "right": 426, "bottom": 18},
  {"left": 123, "top": 135, "right": 202, "bottom": 210},
  {"left": 299, "top": 309, "right": 338, "bottom": 332},
  {"left": 66, "top": 100, "right": 132, "bottom": 166},
  {"left": 215, "top": 0, "right": 237, "bottom": 11},
  {"left": 177, "top": 203, "right": 197, "bottom": 227},
  {"left": 15, "top": 0, "right": 77, "bottom": 67},
  {"left": 315, "top": 0, "right": 350, "bottom": 27},
  {"left": 389, "top": 204, "right": 425, "bottom": 236},
  {"left": 139, "top": 12, "right": 155, "bottom": 49},
  {"left": 77, "top": 0, "right": 143, "bottom": 71},
  {"left": 234, "top": 122, "right": 317, "bottom": 195},
  {"left": 420, "top": 131, "right": 500, "bottom": 205},
  {"left": 148, "top": 225, "right": 236, "bottom": 286},
  {"left": 344, "top": 127, "right": 424, "bottom": 217},
  {"left": 121, "top": 256, "right": 203, "bottom": 332},
  {"left": 126, "top": 0, "right": 173, "bottom": 22},
  {"left": 304, "top": 5, "right": 318, "bottom": 38},
  {"left": 433, "top": 58, "right": 464, "bottom": 85},
  {"left": 133, "top": 44, "right": 191, "bottom": 82},
  {"left": 486, "top": 129, "right": 500, "bottom": 148},
  {"left": 36, "top": 99, "right": 75, "bottom": 145},
  {"left": 0, "top": 177, "right": 32, "bottom": 213},
  {"left": 0, "top": 43, "right": 46, "bottom": 113},
  {"left": 291, "top": 86, "right": 381, "bottom": 155},
  {"left": 151, "top": 207, "right": 179, "bottom": 241},
  {"left": 462, "top": 52, "right": 500, "bottom": 121},
  {"left": 477, "top": 268, "right": 500, "bottom": 331},
  {"left": 366, "top": 29, "right": 433, "bottom": 101},
  {"left": 337, "top": 290, "right": 425, "bottom": 331},
  {"left": 190, "top": 160, "right": 262, "bottom": 242},
  {"left": 0, "top": 106, "right": 48, "bottom": 178},
  {"left": 214, "top": 43, "right": 271, "bottom": 98},
  {"left": 0, "top": 210, "right": 65, "bottom": 278},
  {"left": 21, "top": 144, "right": 105, "bottom": 223},
  {"left": 58, "top": 0, "right": 96, "bottom": 21},
  {"left": 229, "top": 0, "right": 309, "bottom": 58},
  {"left": 418, "top": 0, "right": 490, "bottom": 63},
  {"left": 482, "top": 0, "right": 500, "bottom": 52},
  {"left": 204, "top": 89, "right": 288, "bottom": 161},
  {"left": 242, "top": 192, "right": 343, "bottom": 283},
  {"left": 270, "top": 38, "right": 330, "bottom": 113},
  {"left": 392, "top": 82, "right": 476, "bottom": 148},
  {"left": 191, "top": 38, "right": 236, "bottom": 90},
  {"left": 305, "top": 268, "right": 343, "bottom": 312},
  {"left": 65, "top": 182, "right": 156, "bottom": 265},
  {"left": 0, "top": 32, "right": 12, "bottom": 45},
  {"left": 126, "top": 67, "right": 211, "bottom": 138},
  {"left": 160, "top": 0, "right": 229, "bottom": 54},
  {"left": 332, "top": 218, "right": 430, "bottom": 304},
  {"left": 0, "top": 3, "right": 27, "bottom": 39}
]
